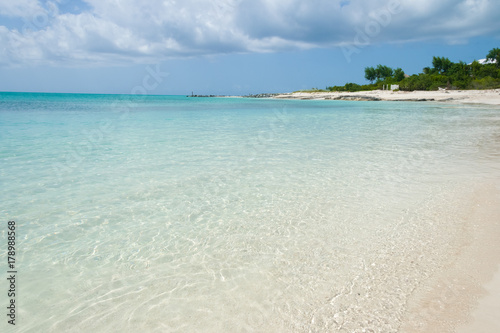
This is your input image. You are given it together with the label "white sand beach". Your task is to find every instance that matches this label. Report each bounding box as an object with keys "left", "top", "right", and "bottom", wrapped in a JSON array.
[
  {"left": 457, "top": 265, "right": 500, "bottom": 333},
  {"left": 400, "top": 187, "right": 500, "bottom": 332},
  {"left": 273, "top": 89, "right": 500, "bottom": 105}
]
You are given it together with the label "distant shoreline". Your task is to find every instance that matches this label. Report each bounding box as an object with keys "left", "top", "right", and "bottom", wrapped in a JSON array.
[{"left": 269, "top": 89, "right": 500, "bottom": 105}]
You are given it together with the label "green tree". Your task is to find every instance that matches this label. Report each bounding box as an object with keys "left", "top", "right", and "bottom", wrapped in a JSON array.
[
  {"left": 432, "top": 56, "right": 453, "bottom": 74},
  {"left": 448, "top": 61, "right": 471, "bottom": 89},
  {"left": 393, "top": 68, "right": 405, "bottom": 81},
  {"left": 422, "top": 67, "right": 431, "bottom": 74},
  {"left": 486, "top": 47, "right": 500, "bottom": 67},
  {"left": 364, "top": 66, "right": 377, "bottom": 83},
  {"left": 376, "top": 64, "right": 393, "bottom": 80},
  {"left": 478, "top": 64, "right": 499, "bottom": 79},
  {"left": 344, "top": 83, "right": 362, "bottom": 91},
  {"left": 470, "top": 60, "right": 482, "bottom": 78}
]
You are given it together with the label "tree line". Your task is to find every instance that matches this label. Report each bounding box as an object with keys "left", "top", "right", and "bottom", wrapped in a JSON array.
[{"left": 325, "top": 47, "right": 500, "bottom": 92}]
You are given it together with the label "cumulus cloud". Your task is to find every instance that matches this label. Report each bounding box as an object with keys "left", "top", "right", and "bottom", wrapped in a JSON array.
[
  {"left": 0, "top": 0, "right": 499, "bottom": 66},
  {"left": 0, "top": 0, "right": 49, "bottom": 18}
]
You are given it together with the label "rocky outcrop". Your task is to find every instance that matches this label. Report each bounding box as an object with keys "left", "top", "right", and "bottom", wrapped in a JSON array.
[
  {"left": 244, "top": 93, "right": 281, "bottom": 98},
  {"left": 391, "top": 98, "right": 436, "bottom": 102},
  {"left": 328, "top": 95, "right": 381, "bottom": 101}
]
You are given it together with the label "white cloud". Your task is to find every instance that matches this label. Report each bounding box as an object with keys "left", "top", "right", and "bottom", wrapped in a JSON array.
[
  {"left": 0, "top": 0, "right": 499, "bottom": 67},
  {"left": 0, "top": 0, "right": 48, "bottom": 18}
]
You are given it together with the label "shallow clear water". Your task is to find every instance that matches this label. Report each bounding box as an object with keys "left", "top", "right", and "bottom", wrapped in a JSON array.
[{"left": 1, "top": 93, "right": 500, "bottom": 332}]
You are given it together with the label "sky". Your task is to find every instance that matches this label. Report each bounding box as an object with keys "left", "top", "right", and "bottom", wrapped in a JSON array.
[{"left": 0, "top": 0, "right": 499, "bottom": 95}]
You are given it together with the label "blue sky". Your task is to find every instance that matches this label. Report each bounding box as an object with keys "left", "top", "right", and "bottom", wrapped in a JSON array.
[{"left": 0, "top": 0, "right": 499, "bottom": 95}]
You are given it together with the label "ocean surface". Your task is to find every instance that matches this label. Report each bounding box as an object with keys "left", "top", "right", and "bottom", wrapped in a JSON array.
[{"left": 1, "top": 92, "right": 500, "bottom": 332}]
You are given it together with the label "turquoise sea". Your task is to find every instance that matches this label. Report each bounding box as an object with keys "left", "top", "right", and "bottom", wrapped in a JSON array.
[{"left": 1, "top": 92, "right": 500, "bottom": 332}]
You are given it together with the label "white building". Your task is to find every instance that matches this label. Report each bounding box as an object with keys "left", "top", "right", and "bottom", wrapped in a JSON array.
[{"left": 469, "top": 58, "right": 497, "bottom": 65}]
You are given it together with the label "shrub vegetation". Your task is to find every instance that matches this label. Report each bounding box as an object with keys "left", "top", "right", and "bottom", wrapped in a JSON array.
[{"left": 323, "top": 48, "right": 500, "bottom": 92}]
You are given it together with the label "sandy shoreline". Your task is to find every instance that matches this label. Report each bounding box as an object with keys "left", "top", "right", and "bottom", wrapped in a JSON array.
[
  {"left": 272, "top": 90, "right": 500, "bottom": 331},
  {"left": 457, "top": 264, "right": 500, "bottom": 333},
  {"left": 272, "top": 89, "right": 500, "bottom": 105},
  {"left": 400, "top": 184, "right": 500, "bottom": 332}
]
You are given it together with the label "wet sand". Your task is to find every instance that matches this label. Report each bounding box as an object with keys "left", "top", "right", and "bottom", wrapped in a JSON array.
[
  {"left": 399, "top": 184, "right": 500, "bottom": 332},
  {"left": 457, "top": 264, "right": 500, "bottom": 333}
]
